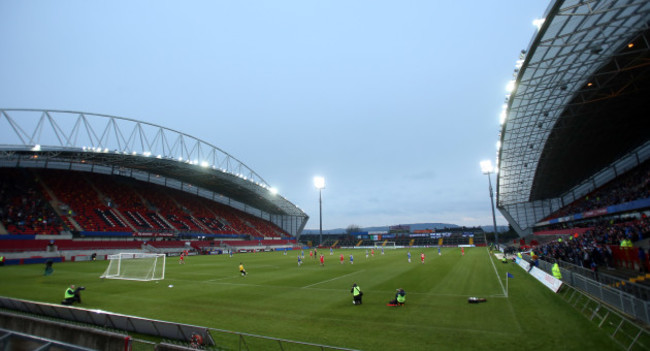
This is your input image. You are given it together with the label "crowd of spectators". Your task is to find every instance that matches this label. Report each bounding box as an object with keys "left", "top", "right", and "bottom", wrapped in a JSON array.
[
  {"left": 531, "top": 160, "right": 650, "bottom": 274},
  {"left": 534, "top": 217, "right": 647, "bottom": 268},
  {"left": 0, "top": 172, "right": 64, "bottom": 235},
  {"left": 546, "top": 160, "right": 650, "bottom": 220}
]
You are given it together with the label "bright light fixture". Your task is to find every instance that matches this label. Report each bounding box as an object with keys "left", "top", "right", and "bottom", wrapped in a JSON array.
[
  {"left": 480, "top": 160, "right": 494, "bottom": 174},
  {"left": 314, "top": 176, "right": 325, "bottom": 189},
  {"left": 505, "top": 80, "right": 516, "bottom": 93},
  {"left": 533, "top": 18, "right": 545, "bottom": 30},
  {"left": 269, "top": 187, "right": 278, "bottom": 195}
]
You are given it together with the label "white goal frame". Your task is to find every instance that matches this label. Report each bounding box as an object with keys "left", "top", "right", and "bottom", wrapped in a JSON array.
[{"left": 100, "top": 253, "right": 166, "bottom": 281}]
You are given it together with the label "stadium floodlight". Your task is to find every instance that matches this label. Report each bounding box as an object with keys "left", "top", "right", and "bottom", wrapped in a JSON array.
[
  {"left": 480, "top": 160, "right": 500, "bottom": 249},
  {"left": 314, "top": 176, "right": 325, "bottom": 246}
]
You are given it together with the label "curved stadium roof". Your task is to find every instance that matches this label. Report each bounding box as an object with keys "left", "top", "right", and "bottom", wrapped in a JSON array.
[
  {"left": 0, "top": 109, "right": 308, "bottom": 236},
  {"left": 497, "top": 0, "right": 650, "bottom": 236}
]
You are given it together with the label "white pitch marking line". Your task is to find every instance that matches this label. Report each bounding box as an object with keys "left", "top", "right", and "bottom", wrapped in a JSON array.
[{"left": 301, "top": 270, "right": 365, "bottom": 288}]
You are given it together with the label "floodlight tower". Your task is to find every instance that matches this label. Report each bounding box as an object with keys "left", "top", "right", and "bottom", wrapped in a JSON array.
[
  {"left": 480, "top": 160, "right": 499, "bottom": 248},
  {"left": 314, "top": 176, "right": 325, "bottom": 246}
]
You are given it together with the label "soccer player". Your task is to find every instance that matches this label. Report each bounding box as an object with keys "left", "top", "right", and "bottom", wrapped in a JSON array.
[
  {"left": 381, "top": 247, "right": 384, "bottom": 255},
  {"left": 461, "top": 247, "right": 465, "bottom": 256},
  {"left": 407, "top": 251, "right": 411, "bottom": 263},
  {"left": 371, "top": 249, "right": 375, "bottom": 257},
  {"left": 320, "top": 254, "right": 325, "bottom": 267},
  {"left": 44, "top": 260, "right": 54, "bottom": 276},
  {"left": 301, "top": 250, "right": 305, "bottom": 258},
  {"left": 438, "top": 247, "right": 441, "bottom": 256},
  {"left": 420, "top": 252, "right": 425, "bottom": 264},
  {"left": 239, "top": 262, "right": 247, "bottom": 276},
  {"left": 297, "top": 255, "right": 302, "bottom": 266},
  {"left": 365, "top": 250, "right": 369, "bottom": 259},
  {"left": 349, "top": 254, "right": 354, "bottom": 265},
  {"left": 340, "top": 253, "right": 344, "bottom": 264},
  {"left": 330, "top": 247, "right": 333, "bottom": 255},
  {"left": 179, "top": 252, "right": 185, "bottom": 264},
  {"left": 310, "top": 250, "right": 313, "bottom": 260}
]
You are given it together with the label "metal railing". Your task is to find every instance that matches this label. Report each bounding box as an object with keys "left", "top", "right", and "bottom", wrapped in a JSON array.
[
  {"left": 535, "top": 259, "right": 650, "bottom": 325},
  {"left": 556, "top": 286, "right": 650, "bottom": 351}
]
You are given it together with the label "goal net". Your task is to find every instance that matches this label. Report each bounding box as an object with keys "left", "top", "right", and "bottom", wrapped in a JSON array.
[{"left": 100, "top": 253, "right": 166, "bottom": 281}]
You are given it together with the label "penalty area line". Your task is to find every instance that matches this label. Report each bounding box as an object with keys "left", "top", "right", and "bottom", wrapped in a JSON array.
[{"left": 301, "top": 270, "right": 365, "bottom": 289}]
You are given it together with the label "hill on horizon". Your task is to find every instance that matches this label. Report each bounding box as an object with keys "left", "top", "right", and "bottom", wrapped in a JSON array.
[
  {"left": 301, "top": 222, "right": 459, "bottom": 235},
  {"left": 301, "top": 222, "right": 509, "bottom": 235}
]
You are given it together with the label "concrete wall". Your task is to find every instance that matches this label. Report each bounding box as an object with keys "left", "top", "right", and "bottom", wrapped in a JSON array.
[{"left": 0, "top": 310, "right": 130, "bottom": 350}]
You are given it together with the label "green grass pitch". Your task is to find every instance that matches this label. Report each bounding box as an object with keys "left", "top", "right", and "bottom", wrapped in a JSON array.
[{"left": 0, "top": 247, "right": 619, "bottom": 350}]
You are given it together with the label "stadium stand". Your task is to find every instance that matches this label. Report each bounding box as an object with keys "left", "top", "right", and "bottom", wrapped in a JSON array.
[
  {"left": 0, "top": 169, "right": 65, "bottom": 235},
  {"left": 542, "top": 160, "right": 650, "bottom": 222},
  {"left": 0, "top": 169, "right": 292, "bottom": 239}
]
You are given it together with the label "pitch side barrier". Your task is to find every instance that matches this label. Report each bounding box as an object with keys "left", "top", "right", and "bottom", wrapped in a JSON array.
[
  {"left": 513, "top": 257, "right": 650, "bottom": 326},
  {"left": 0, "top": 296, "right": 214, "bottom": 346}
]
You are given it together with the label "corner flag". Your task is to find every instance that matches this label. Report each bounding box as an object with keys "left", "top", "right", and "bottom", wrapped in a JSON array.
[{"left": 505, "top": 272, "right": 514, "bottom": 298}]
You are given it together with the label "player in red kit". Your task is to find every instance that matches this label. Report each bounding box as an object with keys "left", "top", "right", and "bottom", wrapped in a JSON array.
[
  {"left": 340, "top": 253, "right": 344, "bottom": 264},
  {"left": 420, "top": 252, "right": 425, "bottom": 264}
]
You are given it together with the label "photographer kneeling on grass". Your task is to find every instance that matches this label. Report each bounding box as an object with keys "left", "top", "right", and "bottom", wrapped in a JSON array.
[
  {"left": 388, "top": 288, "right": 406, "bottom": 306},
  {"left": 62, "top": 284, "right": 85, "bottom": 305}
]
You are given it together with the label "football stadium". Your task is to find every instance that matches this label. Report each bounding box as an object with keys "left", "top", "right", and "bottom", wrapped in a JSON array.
[{"left": 1, "top": 0, "right": 650, "bottom": 350}]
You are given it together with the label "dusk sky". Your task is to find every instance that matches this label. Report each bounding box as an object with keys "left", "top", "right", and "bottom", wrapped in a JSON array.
[{"left": 0, "top": 1, "right": 550, "bottom": 230}]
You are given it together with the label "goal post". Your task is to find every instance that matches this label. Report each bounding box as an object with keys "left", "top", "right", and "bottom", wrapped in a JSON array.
[{"left": 100, "top": 253, "right": 166, "bottom": 281}]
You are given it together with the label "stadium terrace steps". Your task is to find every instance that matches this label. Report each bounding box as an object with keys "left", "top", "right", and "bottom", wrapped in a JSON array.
[{"left": 1, "top": 169, "right": 292, "bottom": 238}]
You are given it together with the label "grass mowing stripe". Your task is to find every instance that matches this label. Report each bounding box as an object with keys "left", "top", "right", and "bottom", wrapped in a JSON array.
[
  {"left": 301, "top": 270, "right": 364, "bottom": 288},
  {"left": 0, "top": 248, "right": 622, "bottom": 351}
]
